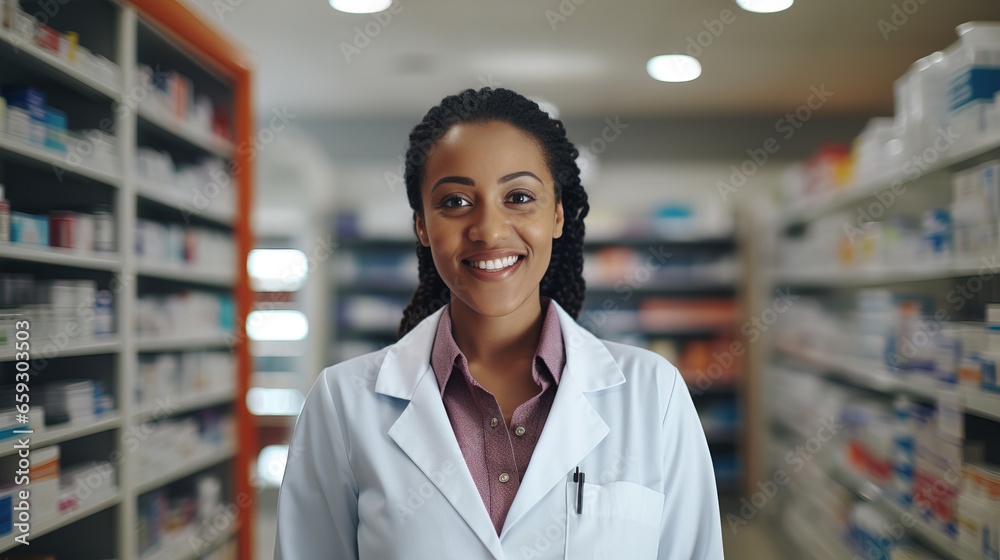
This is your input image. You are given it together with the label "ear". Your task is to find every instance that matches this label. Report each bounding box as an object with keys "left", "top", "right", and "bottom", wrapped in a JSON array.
[
  {"left": 553, "top": 200, "right": 565, "bottom": 239},
  {"left": 415, "top": 212, "right": 431, "bottom": 247}
]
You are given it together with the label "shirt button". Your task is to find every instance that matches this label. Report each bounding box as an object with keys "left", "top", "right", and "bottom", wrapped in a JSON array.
[
  {"left": 514, "top": 426, "right": 526, "bottom": 437},
  {"left": 499, "top": 473, "right": 510, "bottom": 483},
  {"left": 490, "top": 417, "right": 499, "bottom": 428}
]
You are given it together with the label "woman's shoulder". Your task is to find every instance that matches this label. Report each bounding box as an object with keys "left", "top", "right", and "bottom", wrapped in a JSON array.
[
  {"left": 313, "top": 345, "right": 394, "bottom": 395},
  {"left": 586, "top": 335, "right": 682, "bottom": 393},
  {"left": 594, "top": 337, "right": 680, "bottom": 376}
]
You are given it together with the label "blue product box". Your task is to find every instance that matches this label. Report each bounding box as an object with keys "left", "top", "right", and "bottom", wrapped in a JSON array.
[
  {"left": 1, "top": 87, "right": 47, "bottom": 119},
  {"left": 948, "top": 67, "right": 1000, "bottom": 112},
  {"left": 10, "top": 212, "right": 49, "bottom": 246},
  {"left": 0, "top": 491, "right": 11, "bottom": 537},
  {"left": 44, "top": 107, "right": 67, "bottom": 152}
]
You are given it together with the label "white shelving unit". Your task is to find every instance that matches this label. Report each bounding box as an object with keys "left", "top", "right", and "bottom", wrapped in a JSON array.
[
  {"left": 0, "top": 490, "right": 122, "bottom": 551},
  {"left": 0, "top": 2, "right": 252, "bottom": 558},
  {"left": 767, "top": 119, "right": 1000, "bottom": 558},
  {"left": 780, "top": 126, "right": 1000, "bottom": 228}
]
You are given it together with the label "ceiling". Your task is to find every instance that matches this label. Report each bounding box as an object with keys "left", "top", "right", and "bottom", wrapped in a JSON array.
[{"left": 185, "top": 0, "right": 1000, "bottom": 118}]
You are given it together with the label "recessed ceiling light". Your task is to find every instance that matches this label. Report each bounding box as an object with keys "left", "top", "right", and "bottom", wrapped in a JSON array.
[
  {"left": 735, "top": 0, "right": 793, "bottom": 14},
  {"left": 647, "top": 55, "right": 702, "bottom": 83},
  {"left": 329, "top": 0, "right": 392, "bottom": 14}
]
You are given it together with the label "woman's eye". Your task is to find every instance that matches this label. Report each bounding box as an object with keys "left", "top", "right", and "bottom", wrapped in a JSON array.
[
  {"left": 441, "top": 196, "right": 470, "bottom": 208},
  {"left": 508, "top": 192, "right": 535, "bottom": 204}
]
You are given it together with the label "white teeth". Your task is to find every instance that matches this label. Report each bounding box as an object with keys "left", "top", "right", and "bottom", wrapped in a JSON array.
[{"left": 468, "top": 256, "right": 519, "bottom": 270}]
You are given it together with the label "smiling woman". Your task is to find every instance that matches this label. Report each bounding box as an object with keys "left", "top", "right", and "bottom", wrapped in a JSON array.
[{"left": 273, "top": 87, "right": 724, "bottom": 559}]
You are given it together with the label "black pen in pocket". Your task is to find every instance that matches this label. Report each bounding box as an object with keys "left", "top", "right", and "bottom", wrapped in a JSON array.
[{"left": 573, "top": 466, "right": 585, "bottom": 514}]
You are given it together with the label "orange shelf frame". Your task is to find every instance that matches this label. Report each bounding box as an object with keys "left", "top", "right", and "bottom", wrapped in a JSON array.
[{"left": 126, "top": 2, "right": 256, "bottom": 559}]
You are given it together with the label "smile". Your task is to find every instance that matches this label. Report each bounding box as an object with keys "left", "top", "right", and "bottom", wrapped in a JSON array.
[{"left": 462, "top": 255, "right": 523, "bottom": 270}]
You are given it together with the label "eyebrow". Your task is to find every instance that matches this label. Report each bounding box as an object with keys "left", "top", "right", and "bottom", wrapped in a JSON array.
[{"left": 431, "top": 171, "right": 543, "bottom": 193}]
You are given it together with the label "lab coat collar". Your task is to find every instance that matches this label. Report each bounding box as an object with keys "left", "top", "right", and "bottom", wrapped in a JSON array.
[
  {"left": 377, "top": 299, "right": 626, "bottom": 558},
  {"left": 375, "top": 299, "right": 624, "bottom": 398}
]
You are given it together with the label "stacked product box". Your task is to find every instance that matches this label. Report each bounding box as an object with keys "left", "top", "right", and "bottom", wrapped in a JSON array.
[
  {"left": 40, "top": 379, "right": 114, "bottom": 426},
  {"left": 2, "top": 86, "right": 49, "bottom": 146},
  {"left": 137, "top": 65, "right": 232, "bottom": 141},
  {"left": 2, "top": 1, "right": 121, "bottom": 85},
  {"left": 951, "top": 161, "right": 1000, "bottom": 258},
  {"left": 134, "top": 219, "right": 234, "bottom": 274},
  {"left": 135, "top": 291, "right": 233, "bottom": 338},
  {"left": 58, "top": 460, "right": 116, "bottom": 513},
  {"left": 135, "top": 351, "right": 235, "bottom": 407},
  {"left": 30, "top": 445, "right": 60, "bottom": 520},
  {"left": 0, "top": 274, "right": 114, "bottom": 351}
]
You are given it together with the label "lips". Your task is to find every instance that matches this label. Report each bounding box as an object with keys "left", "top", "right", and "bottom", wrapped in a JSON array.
[
  {"left": 463, "top": 255, "right": 523, "bottom": 271},
  {"left": 460, "top": 252, "right": 525, "bottom": 280}
]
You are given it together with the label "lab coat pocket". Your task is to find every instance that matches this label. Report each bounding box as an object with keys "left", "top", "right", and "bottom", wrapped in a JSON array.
[{"left": 564, "top": 480, "right": 664, "bottom": 559}]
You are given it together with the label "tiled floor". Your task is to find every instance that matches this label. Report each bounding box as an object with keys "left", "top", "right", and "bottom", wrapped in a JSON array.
[{"left": 256, "top": 492, "right": 790, "bottom": 559}]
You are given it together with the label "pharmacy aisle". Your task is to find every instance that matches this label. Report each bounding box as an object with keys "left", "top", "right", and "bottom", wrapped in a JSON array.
[
  {"left": 0, "top": 1, "right": 255, "bottom": 559},
  {"left": 761, "top": 22, "right": 1000, "bottom": 560}
]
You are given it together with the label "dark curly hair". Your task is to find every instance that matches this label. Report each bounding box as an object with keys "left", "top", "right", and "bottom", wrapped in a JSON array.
[{"left": 397, "top": 87, "right": 590, "bottom": 337}]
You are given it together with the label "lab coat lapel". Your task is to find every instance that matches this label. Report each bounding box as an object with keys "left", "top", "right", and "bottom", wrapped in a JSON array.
[
  {"left": 500, "top": 301, "right": 626, "bottom": 537},
  {"left": 377, "top": 307, "right": 504, "bottom": 560}
]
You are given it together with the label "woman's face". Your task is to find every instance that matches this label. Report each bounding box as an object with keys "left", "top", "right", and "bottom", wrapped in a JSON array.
[{"left": 415, "top": 120, "right": 565, "bottom": 318}]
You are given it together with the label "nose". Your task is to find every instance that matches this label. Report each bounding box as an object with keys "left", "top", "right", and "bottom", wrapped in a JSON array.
[{"left": 468, "top": 201, "right": 512, "bottom": 244}]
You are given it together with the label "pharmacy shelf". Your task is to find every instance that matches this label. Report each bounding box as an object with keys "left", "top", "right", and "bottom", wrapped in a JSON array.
[
  {"left": 137, "top": 179, "right": 236, "bottom": 226},
  {"left": 599, "top": 324, "right": 736, "bottom": 337},
  {"left": 137, "top": 106, "right": 234, "bottom": 159},
  {"left": 780, "top": 507, "right": 856, "bottom": 560},
  {"left": 137, "top": 261, "right": 236, "bottom": 287},
  {"left": 134, "top": 443, "right": 235, "bottom": 495},
  {"left": 0, "top": 243, "right": 121, "bottom": 271},
  {"left": 0, "top": 335, "right": 120, "bottom": 363},
  {"left": 133, "top": 387, "right": 236, "bottom": 422},
  {"left": 335, "top": 282, "right": 417, "bottom": 295},
  {"left": 0, "top": 131, "right": 122, "bottom": 187},
  {"left": 0, "top": 489, "right": 121, "bottom": 553},
  {"left": 140, "top": 521, "right": 239, "bottom": 560},
  {"left": 771, "top": 258, "right": 995, "bottom": 288},
  {"left": 776, "top": 342, "right": 1000, "bottom": 422},
  {"left": 0, "top": 27, "right": 122, "bottom": 100},
  {"left": 780, "top": 127, "right": 1000, "bottom": 229},
  {"left": 585, "top": 236, "right": 737, "bottom": 249},
  {"left": 136, "top": 331, "right": 234, "bottom": 353},
  {"left": 832, "top": 465, "right": 980, "bottom": 560},
  {"left": 0, "top": 413, "right": 122, "bottom": 458},
  {"left": 587, "top": 281, "right": 737, "bottom": 294}
]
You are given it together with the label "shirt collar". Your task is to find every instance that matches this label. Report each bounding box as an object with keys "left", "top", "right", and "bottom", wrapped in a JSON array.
[{"left": 430, "top": 297, "right": 566, "bottom": 397}]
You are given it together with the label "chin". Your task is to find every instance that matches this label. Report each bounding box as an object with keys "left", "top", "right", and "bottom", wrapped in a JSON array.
[{"left": 451, "top": 289, "right": 532, "bottom": 318}]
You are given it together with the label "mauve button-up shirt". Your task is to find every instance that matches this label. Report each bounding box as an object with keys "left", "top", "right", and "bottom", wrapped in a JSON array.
[{"left": 430, "top": 297, "right": 566, "bottom": 536}]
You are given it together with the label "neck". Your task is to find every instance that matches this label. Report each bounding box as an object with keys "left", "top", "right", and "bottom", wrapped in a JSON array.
[{"left": 449, "top": 292, "right": 545, "bottom": 366}]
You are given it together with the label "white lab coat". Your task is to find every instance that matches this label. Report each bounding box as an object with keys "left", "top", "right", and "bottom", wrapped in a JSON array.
[{"left": 274, "top": 300, "right": 724, "bottom": 559}]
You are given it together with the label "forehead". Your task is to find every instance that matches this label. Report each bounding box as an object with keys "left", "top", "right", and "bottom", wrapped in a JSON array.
[{"left": 423, "top": 121, "right": 549, "bottom": 180}]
